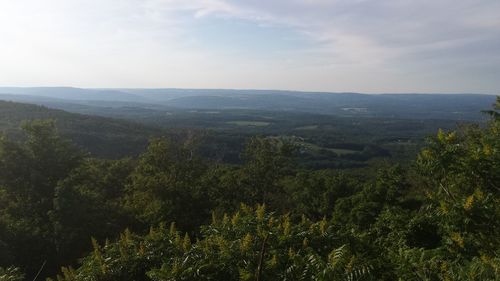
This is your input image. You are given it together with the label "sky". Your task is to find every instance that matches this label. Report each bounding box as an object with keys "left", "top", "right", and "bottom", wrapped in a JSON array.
[{"left": 0, "top": 0, "right": 499, "bottom": 93}]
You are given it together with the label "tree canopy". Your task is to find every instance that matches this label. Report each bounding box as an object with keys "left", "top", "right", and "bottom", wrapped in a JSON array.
[{"left": 0, "top": 100, "right": 499, "bottom": 280}]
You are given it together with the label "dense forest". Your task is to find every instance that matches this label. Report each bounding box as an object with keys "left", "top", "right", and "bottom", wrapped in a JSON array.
[
  {"left": 0, "top": 97, "right": 499, "bottom": 280},
  {"left": 0, "top": 100, "right": 462, "bottom": 170}
]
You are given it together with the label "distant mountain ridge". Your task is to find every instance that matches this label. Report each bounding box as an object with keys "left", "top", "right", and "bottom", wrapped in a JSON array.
[
  {"left": 0, "top": 87, "right": 496, "bottom": 120},
  {"left": 0, "top": 87, "right": 146, "bottom": 102}
]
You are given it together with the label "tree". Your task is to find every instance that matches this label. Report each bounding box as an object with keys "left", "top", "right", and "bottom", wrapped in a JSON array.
[
  {"left": 393, "top": 102, "right": 500, "bottom": 280},
  {"left": 482, "top": 96, "right": 500, "bottom": 121},
  {"left": 0, "top": 266, "right": 24, "bottom": 281},
  {"left": 50, "top": 158, "right": 136, "bottom": 265},
  {"left": 124, "top": 138, "right": 210, "bottom": 232},
  {"left": 0, "top": 120, "right": 83, "bottom": 278},
  {"left": 51, "top": 206, "right": 372, "bottom": 281},
  {"left": 241, "top": 136, "right": 295, "bottom": 206}
]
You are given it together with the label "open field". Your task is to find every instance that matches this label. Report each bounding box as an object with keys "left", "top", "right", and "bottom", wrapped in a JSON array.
[{"left": 226, "top": 121, "right": 271, "bottom": 127}]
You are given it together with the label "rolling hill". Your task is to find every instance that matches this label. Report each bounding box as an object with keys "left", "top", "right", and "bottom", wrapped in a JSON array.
[
  {"left": 0, "top": 87, "right": 496, "bottom": 120},
  {"left": 0, "top": 100, "right": 162, "bottom": 158}
]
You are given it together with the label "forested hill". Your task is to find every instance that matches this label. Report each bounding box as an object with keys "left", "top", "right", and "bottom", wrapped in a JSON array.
[
  {"left": 0, "top": 87, "right": 496, "bottom": 120},
  {"left": 0, "top": 97, "right": 498, "bottom": 281},
  {"left": 0, "top": 100, "right": 161, "bottom": 158}
]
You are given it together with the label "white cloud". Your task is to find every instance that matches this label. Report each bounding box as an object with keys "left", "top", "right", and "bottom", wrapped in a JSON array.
[{"left": 0, "top": 0, "right": 499, "bottom": 92}]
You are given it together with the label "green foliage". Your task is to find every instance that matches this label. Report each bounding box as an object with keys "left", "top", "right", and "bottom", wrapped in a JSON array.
[
  {"left": 0, "top": 120, "right": 84, "bottom": 277},
  {"left": 124, "top": 137, "right": 211, "bottom": 231},
  {"left": 240, "top": 136, "right": 295, "bottom": 205},
  {"left": 200, "top": 136, "right": 296, "bottom": 214},
  {"left": 282, "top": 171, "right": 359, "bottom": 219},
  {"left": 0, "top": 100, "right": 162, "bottom": 158},
  {"left": 1, "top": 100, "right": 499, "bottom": 280},
  {"left": 482, "top": 96, "right": 500, "bottom": 121},
  {"left": 50, "top": 158, "right": 137, "bottom": 263},
  {"left": 416, "top": 116, "right": 500, "bottom": 257},
  {"left": 388, "top": 108, "right": 500, "bottom": 280},
  {"left": 0, "top": 267, "right": 24, "bottom": 281},
  {"left": 52, "top": 205, "right": 372, "bottom": 281}
]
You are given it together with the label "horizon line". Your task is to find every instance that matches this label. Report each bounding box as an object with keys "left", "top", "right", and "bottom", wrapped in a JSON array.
[{"left": 0, "top": 86, "right": 497, "bottom": 96}]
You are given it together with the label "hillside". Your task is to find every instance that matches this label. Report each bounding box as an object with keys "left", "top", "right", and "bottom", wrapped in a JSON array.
[
  {"left": 0, "top": 87, "right": 496, "bottom": 120},
  {"left": 0, "top": 100, "right": 161, "bottom": 158},
  {"left": 0, "top": 97, "right": 498, "bottom": 281},
  {"left": 0, "top": 97, "right": 469, "bottom": 169}
]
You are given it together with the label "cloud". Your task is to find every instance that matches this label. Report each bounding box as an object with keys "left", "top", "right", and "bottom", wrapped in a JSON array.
[
  {"left": 174, "top": 1, "right": 499, "bottom": 59},
  {"left": 0, "top": 0, "right": 499, "bottom": 92}
]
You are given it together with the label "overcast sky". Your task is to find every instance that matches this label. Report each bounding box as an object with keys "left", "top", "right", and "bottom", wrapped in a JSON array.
[{"left": 0, "top": 0, "right": 499, "bottom": 93}]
